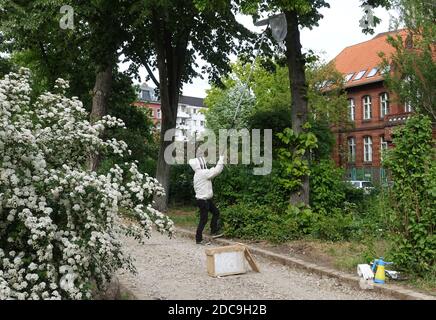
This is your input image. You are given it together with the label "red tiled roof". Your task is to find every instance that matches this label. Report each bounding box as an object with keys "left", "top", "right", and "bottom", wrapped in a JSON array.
[{"left": 332, "top": 29, "right": 408, "bottom": 88}]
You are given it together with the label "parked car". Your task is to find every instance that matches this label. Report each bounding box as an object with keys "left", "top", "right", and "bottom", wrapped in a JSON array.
[{"left": 347, "top": 180, "right": 375, "bottom": 194}]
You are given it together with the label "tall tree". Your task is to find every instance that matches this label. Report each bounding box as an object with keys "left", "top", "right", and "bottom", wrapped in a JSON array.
[
  {"left": 125, "top": 0, "right": 254, "bottom": 211},
  {"left": 238, "top": 0, "right": 329, "bottom": 204},
  {"left": 240, "top": 0, "right": 391, "bottom": 205}
]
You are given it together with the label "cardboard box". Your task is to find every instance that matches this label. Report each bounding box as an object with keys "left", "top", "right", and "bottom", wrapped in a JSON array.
[{"left": 205, "top": 245, "right": 247, "bottom": 277}]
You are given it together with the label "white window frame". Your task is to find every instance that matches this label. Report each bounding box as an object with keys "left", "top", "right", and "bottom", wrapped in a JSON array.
[
  {"left": 363, "top": 96, "right": 372, "bottom": 120},
  {"left": 348, "top": 137, "right": 356, "bottom": 163},
  {"left": 366, "top": 67, "right": 378, "bottom": 78},
  {"left": 380, "top": 93, "right": 389, "bottom": 118},
  {"left": 404, "top": 101, "right": 413, "bottom": 113},
  {"left": 364, "top": 136, "right": 373, "bottom": 162},
  {"left": 354, "top": 70, "right": 366, "bottom": 81},
  {"left": 348, "top": 98, "right": 355, "bottom": 121},
  {"left": 380, "top": 136, "right": 388, "bottom": 160},
  {"left": 156, "top": 108, "right": 161, "bottom": 119},
  {"left": 345, "top": 73, "right": 354, "bottom": 82}
]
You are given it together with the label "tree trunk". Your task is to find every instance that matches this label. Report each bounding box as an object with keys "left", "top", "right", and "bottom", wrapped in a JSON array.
[
  {"left": 153, "top": 101, "right": 177, "bottom": 212},
  {"left": 285, "top": 10, "right": 310, "bottom": 205},
  {"left": 151, "top": 8, "right": 190, "bottom": 212},
  {"left": 153, "top": 67, "right": 178, "bottom": 211},
  {"left": 89, "top": 65, "right": 113, "bottom": 171}
]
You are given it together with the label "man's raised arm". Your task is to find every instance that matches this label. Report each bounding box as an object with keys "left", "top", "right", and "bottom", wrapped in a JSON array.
[{"left": 204, "top": 155, "right": 225, "bottom": 179}]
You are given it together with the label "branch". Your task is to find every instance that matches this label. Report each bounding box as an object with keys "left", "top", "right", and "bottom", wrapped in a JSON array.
[{"left": 143, "top": 60, "right": 160, "bottom": 87}]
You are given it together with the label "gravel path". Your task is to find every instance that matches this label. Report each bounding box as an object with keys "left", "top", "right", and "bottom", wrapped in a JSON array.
[{"left": 118, "top": 231, "right": 394, "bottom": 300}]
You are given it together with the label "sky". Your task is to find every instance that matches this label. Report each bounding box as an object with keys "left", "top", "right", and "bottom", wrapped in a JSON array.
[{"left": 122, "top": 0, "right": 400, "bottom": 99}]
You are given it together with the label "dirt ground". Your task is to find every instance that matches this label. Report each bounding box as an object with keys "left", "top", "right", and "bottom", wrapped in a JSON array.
[{"left": 118, "top": 231, "right": 394, "bottom": 300}]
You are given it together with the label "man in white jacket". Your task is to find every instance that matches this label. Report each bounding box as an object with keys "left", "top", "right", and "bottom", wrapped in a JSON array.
[{"left": 188, "top": 155, "right": 225, "bottom": 244}]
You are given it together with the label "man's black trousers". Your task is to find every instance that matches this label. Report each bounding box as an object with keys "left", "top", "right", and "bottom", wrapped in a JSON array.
[{"left": 196, "top": 199, "right": 221, "bottom": 242}]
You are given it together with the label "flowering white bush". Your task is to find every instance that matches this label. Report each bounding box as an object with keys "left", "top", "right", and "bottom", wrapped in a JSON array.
[{"left": 0, "top": 69, "right": 174, "bottom": 300}]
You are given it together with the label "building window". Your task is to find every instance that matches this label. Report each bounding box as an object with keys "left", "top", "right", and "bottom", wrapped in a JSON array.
[
  {"left": 380, "top": 136, "right": 388, "bottom": 160},
  {"left": 156, "top": 108, "right": 161, "bottom": 119},
  {"left": 200, "top": 121, "right": 204, "bottom": 127},
  {"left": 366, "top": 67, "right": 378, "bottom": 78},
  {"left": 348, "top": 99, "right": 355, "bottom": 121},
  {"left": 404, "top": 101, "right": 413, "bottom": 113},
  {"left": 348, "top": 137, "right": 356, "bottom": 163},
  {"left": 141, "top": 90, "right": 151, "bottom": 101},
  {"left": 364, "top": 136, "right": 373, "bottom": 162},
  {"left": 345, "top": 73, "right": 354, "bottom": 82},
  {"left": 193, "top": 108, "right": 197, "bottom": 114},
  {"left": 380, "top": 92, "right": 389, "bottom": 118},
  {"left": 353, "top": 70, "right": 366, "bottom": 81},
  {"left": 363, "top": 96, "right": 372, "bottom": 120}
]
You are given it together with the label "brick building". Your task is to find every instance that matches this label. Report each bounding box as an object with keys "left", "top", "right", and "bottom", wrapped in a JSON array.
[{"left": 331, "top": 30, "right": 413, "bottom": 183}]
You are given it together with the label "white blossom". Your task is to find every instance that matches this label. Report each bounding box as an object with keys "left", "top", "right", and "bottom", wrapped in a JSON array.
[{"left": 0, "top": 69, "right": 173, "bottom": 300}]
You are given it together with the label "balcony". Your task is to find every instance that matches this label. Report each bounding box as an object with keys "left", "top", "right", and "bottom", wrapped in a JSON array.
[{"left": 177, "top": 111, "right": 190, "bottom": 119}]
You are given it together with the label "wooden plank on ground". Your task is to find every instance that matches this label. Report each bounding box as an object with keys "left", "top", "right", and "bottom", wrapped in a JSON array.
[{"left": 244, "top": 248, "right": 260, "bottom": 273}]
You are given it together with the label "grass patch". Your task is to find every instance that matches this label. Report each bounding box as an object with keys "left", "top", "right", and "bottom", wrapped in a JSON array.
[
  {"left": 319, "top": 240, "right": 388, "bottom": 271},
  {"left": 405, "top": 272, "right": 436, "bottom": 295},
  {"left": 167, "top": 206, "right": 198, "bottom": 229}
]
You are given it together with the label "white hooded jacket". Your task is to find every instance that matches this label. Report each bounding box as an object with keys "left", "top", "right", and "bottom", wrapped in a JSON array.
[{"left": 188, "top": 156, "right": 224, "bottom": 200}]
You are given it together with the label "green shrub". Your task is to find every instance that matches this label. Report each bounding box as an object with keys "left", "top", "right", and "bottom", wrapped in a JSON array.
[
  {"left": 344, "top": 183, "right": 365, "bottom": 205},
  {"left": 217, "top": 158, "right": 384, "bottom": 243},
  {"left": 276, "top": 127, "right": 318, "bottom": 193},
  {"left": 311, "top": 209, "right": 354, "bottom": 241},
  {"left": 213, "top": 163, "right": 288, "bottom": 212},
  {"left": 383, "top": 115, "right": 436, "bottom": 274},
  {"left": 285, "top": 204, "right": 316, "bottom": 236},
  {"left": 221, "top": 203, "right": 299, "bottom": 243},
  {"left": 310, "top": 160, "right": 346, "bottom": 215}
]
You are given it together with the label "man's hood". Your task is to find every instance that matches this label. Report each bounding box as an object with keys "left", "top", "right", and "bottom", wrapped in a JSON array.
[{"left": 188, "top": 157, "right": 207, "bottom": 171}]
